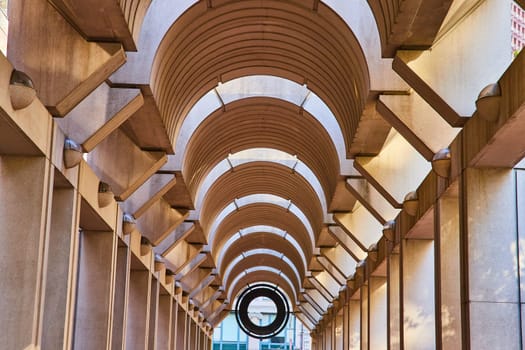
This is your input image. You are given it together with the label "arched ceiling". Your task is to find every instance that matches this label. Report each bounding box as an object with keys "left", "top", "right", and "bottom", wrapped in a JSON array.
[
  {"left": 199, "top": 162, "right": 324, "bottom": 234},
  {"left": 144, "top": 0, "right": 372, "bottom": 320},
  {"left": 210, "top": 203, "right": 315, "bottom": 264},
  {"left": 222, "top": 252, "right": 303, "bottom": 296},
  {"left": 216, "top": 232, "right": 307, "bottom": 279},
  {"left": 194, "top": 148, "right": 329, "bottom": 215},
  {"left": 182, "top": 97, "right": 340, "bottom": 204},
  {"left": 151, "top": 0, "right": 370, "bottom": 156},
  {"left": 226, "top": 270, "right": 298, "bottom": 313},
  {"left": 63, "top": 0, "right": 457, "bottom": 331}
]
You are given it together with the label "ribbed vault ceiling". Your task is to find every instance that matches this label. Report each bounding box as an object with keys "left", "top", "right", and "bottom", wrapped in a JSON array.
[
  {"left": 211, "top": 203, "right": 315, "bottom": 264},
  {"left": 151, "top": 0, "right": 370, "bottom": 156},
  {"left": 140, "top": 0, "right": 394, "bottom": 326},
  {"left": 217, "top": 232, "right": 307, "bottom": 279},
  {"left": 183, "top": 97, "right": 340, "bottom": 204},
  {"left": 199, "top": 162, "right": 324, "bottom": 235}
]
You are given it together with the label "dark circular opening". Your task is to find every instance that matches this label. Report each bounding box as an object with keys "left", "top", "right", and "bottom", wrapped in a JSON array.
[{"left": 235, "top": 284, "right": 290, "bottom": 339}]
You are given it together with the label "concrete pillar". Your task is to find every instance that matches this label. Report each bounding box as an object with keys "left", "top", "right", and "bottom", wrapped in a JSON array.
[
  {"left": 387, "top": 252, "right": 401, "bottom": 349},
  {"left": 170, "top": 300, "right": 179, "bottom": 350},
  {"left": 460, "top": 168, "right": 522, "bottom": 349},
  {"left": 41, "top": 187, "right": 80, "bottom": 350},
  {"left": 360, "top": 286, "right": 368, "bottom": 350},
  {"left": 436, "top": 194, "right": 462, "bottom": 349},
  {"left": 368, "top": 276, "right": 387, "bottom": 350},
  {"left": 324, "top": 321, "right": 332, "bottom": 350},
  {"left": 0, "top": 156, "right": 52, "bottom": 349},
  {"left": 126, "top": 265, "right": 151, "bottom": 350},
  {"left": 148, "top": 277, "right": 159, "bottom": 349},
  {"left": 111, "top": 243, "right": 131, "bottom": 349},
  {"left": 73, "top": 230, "right": 115, "bottom": 349},
  {"left": 342, "top": 303, "right": 350, "bottom": 350},
  {"left": 156, "top": 292, "right": 171, "bottom": 349},
  {"left": 516, "top": 169, "right": 525, "bottom": 348},
  {"left": 176, "top": 307, "right": 187, "bottom": 350},
  {"left": 348, "top": 299, "right": 360, "bottom": 350},
  {"left": 402, "top": 239, "right": 435, "bottom": 349},
  {"left": 187, "top": 317, "right": 195, "bottom": 350},
  {"left": 334, "top": 310, "right": 343, "bottom": 350}
]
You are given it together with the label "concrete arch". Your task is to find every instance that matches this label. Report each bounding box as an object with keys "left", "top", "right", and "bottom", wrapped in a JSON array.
[
  {"left": 219, "top": 238, "right": 306, "bottom": 285},
  {"left": 172, "top": 76, "right": 353, "bottom": 173},
  {"left": 228, "top": 268, "right": 298, "bottom": 310},
  {"left": 215, "top": 227, "right": 308, "bottom": 278},
  {"left": 150, "top": 0, "right": 369, "bottom": 157},
  {"left": 222, "top": 250, "right": 302, "bottom": 296},
  {"left": 210, "top": 202, "right": 315, "bottom": 263},
  {"left": 181, "top": 97, "right": 340, "bottom": 205},
  {"left": 208, "top": 197, "right": 315, "bottom": 257},
  {"left": 198, "top": 162, "right": 325, "bottom": 237},
  {"left": 192, "top": 148, "right": 329, "bottom": 219}
]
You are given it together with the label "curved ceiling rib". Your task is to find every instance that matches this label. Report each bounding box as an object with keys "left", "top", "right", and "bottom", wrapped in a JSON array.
[
  {"left": 151, "top": 0, "right": 370, "bottom": 157},
  {"left": 208, "top": 196, "right": 315, "bottom": 259},
  {"left": 216, "top": 229, "right": 308, "bottom": 277},
  {"left": 210, "top": 202, "right": 315, "bottom": 264},
  {"left": 193, "top": 149, "right": 329, "bottom": 216},
  {"left": 112, "top": 0, "right": 395, "bottom": 91},
  {"left": 227, "top": 269, "right": 298, "bottom": 310},
  {"left": 116, "top": 0, "right": 380, "bottom": 325},
  {"left": 198, "top": 162, "right": 325, "bottom": 235},
  {"left": 172, "top": 75, "right": 353, "bottom": 173},
  {"left": 222, "top": 250, "right": 303, "bottom": 294},
  {"left": 182, "top": 97, "right": 340, "bottom": 206}
]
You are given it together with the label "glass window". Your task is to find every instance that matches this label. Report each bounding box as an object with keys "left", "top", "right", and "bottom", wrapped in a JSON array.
[{"left": 222, "top": 314, "right": 238, "bottom": 341}]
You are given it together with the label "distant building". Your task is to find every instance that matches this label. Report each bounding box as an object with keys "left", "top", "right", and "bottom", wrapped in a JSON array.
[{"left": 512, "top": 1, "right": 525, "bottom": 54}]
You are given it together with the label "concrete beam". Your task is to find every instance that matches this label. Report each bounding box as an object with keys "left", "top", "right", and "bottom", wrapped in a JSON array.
[
  {"left": 57, "top": 83, "right": 143, "bottom": 152},
  {"left": 8, "top": 0, "right": 126, "bottom": 117}
]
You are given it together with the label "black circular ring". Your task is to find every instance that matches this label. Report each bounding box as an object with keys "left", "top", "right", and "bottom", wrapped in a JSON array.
[{"left": 234, "top": 284, "right": 290, "bottom": 339}]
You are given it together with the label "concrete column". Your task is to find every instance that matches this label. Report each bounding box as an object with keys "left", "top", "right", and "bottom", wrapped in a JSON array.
[
  {"left": 402, "top": 239, "right": 435, "bottom": 349},
  {"left": 176, "top": 308, "right": 187, "bottom": 350},
  {"left": 387, "top": 252, "right": 401, "bottom": 350},
  {"left": 334, "top": 310, "right": 343, "bottom": 350},
  {"left": 324, "top": 321, "right": 332, "bottom": 350},
  {"left": 368, "top": 276, "right": 387, "bottom": 350},
  {"left": 0, "top": 156, "right": 52, "bottom": 349},
  {"left": 126, "top": 265, "right": 151, "bottom": 350},
  {"left": 516, "top": 169, "right": 525, "bottom": 348},
  {"left": 170, "top": 300, "right": 179, "bottom": 350},
  {"left": 73, "top": 230, "right": 116, "bottom": 349},
  {"left": 187, "top": 317, "right": 195, "bottom": 350},
  {"left": 460, "top": 168, "right": 522, "bottom": 349},
  {"left": 360, "top": 286, "right": 368, "bottom": 350},
  {"left": 41, "top": 187, "right": 80, "bottom": 350},
  {"left": 342, "top": 303, "right": 350, "bottom": 350},
  {"left": 348, "top": 299, "right": 360, "bottom": 350},
  {"left": 436, "top": 195, "right": 462, "bottom": 349},
  {"left": 111, "top": 243, "right": 131, "bottom": 349},
  {"left": 147, "top": 277, "right": 159, "bottom": 349},
  {"left": 156, "top": 292, "right": 171, "bottom": 349}
]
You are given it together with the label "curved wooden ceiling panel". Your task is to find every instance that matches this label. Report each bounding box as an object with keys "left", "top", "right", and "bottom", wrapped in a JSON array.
[
  {"left": 198, "top": 162, "right": 324, "bottom": 237},
  {"left": 152, "top": 0, "right": 370, "bottom": 157},
  {"left": 217, "top": 232, "right": 307, "bottom": 280},
  {"left": 223, "top": 255, "right": 302, "bottom": 298},
  {"left": 211, "top": 203, "right": 314, "bottom": 263},
  {"left": 227, "top": 271, "right": 298, "bottom": 311},
  {"left": 183, "top": 97, "right": 340, "bottom": 204}
]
